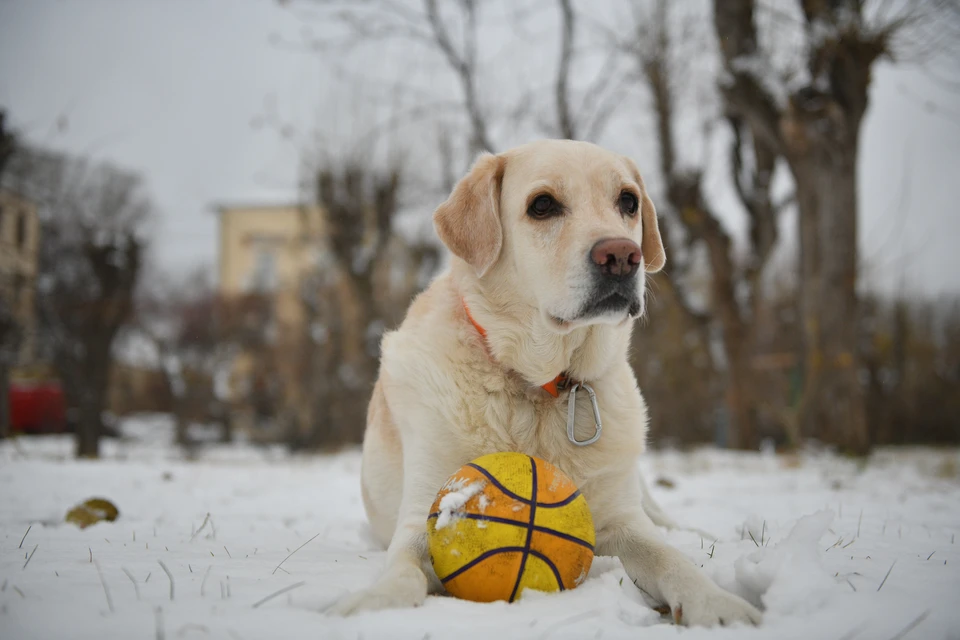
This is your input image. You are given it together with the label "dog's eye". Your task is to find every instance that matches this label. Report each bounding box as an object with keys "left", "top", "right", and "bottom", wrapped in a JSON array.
[
  {"left": 619, "top": 191, "right": 639, "bottom": 217},
  {"left": 528, "top": 194, "right": 560, "bottom": 219}
]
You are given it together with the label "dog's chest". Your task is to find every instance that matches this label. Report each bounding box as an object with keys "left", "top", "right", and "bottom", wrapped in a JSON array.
[{"left": 457, "top": 372, "right": 646, "bottom": 485}]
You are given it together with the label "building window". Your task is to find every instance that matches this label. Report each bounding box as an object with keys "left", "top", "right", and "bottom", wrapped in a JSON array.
[
  {"left": 16, "top": 211, "right": 27, "bottom": 249},
  {"left": 247, "top": 248, "right": 278, "bottom": 293}
]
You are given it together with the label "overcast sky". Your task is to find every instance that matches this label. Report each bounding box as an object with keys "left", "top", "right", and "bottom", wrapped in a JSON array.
[{"left": 1, "top": 0, "right": 959, "bottom": 297}]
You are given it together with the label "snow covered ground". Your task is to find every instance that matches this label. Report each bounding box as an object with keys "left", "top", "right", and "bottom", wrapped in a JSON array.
[{"left": 2, "top": 414, "right": 959, "bottom": 640}]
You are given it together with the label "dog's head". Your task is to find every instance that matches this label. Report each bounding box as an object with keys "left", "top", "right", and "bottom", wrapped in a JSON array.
[{"left": 434, "top": 139, "right": 665, "bottom": 332}]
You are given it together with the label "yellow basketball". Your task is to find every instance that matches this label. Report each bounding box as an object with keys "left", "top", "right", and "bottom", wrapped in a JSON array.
[{"left": 427, "top": 452, "right": 595, "bottom": 603}]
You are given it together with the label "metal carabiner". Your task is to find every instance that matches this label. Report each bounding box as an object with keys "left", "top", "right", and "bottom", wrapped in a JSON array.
[{"left": 566, "top": 382, "right": 602, "bottom": 446}]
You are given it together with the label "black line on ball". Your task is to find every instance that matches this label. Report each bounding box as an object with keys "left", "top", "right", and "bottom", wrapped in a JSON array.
[
  {"left": 536, "top": 490, "right": 583, "bottom": 508},
  {"left": 438, "top": 546, "right": 526, "bottom": 584},
  {"left": 465, "top": 461, "right": 580, "bottom": 508},
  {"left": 508, "top": 456, "right": 538, "bottom": 602},
  {"left": 529, "top": 549, "right": 566, "bottom": 591},
  {"left": 428, "top": 512, "right": 594, "bottom": 551}
]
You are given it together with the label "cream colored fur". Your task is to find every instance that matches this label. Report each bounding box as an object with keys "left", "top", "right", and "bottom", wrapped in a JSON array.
[{"left": 332, "top": 140, "right": 761, "bottom": 627}]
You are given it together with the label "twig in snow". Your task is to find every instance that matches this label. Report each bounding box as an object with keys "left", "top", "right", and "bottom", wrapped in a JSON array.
[
  {"left": 19, "top": 525, "right": 32, "bottom": 549},
  {"left": 887, "top": 609, "right": 931, "bottom": 640},
  {"left": 191, "top": 513, "right": 211, "bottom": 542},
  {"left": 877, "top": 561, "right": 897, "bottom": 592},
  {"left": 122, "top": 567, "right": 141, "bottom": 600},
  {"left": 89, "top": 547, "right": 93, "bottom": 563},
  {"left": 272, "top": 532, "right": 321, "bottom": 575},
  {"left": 145, "top": 572, "right": 152, "bottom": 583},
  {"left": 857, "top": 510, "right": 863, "bottom": 538},
  {"left": 252, "top": 581, "right": 306, "bottom": 609},
  {"left": 12, "top": 586, "right": 24, "bottom": 598},
  {"left": 224, "top": 546, "right": 232, "bottom": 559},
  {"left": 94, "top": 560, "right": 114, "bottom": 613},
  {"left": 22, "top": 544, "right": 38, "bottom": 570},
  {"left": 201, "top": 565, "right": 213, "bottom": 597},
  {"left": 748, "top": 530, "right": 760, "bottom": 547},
  {"left": 158, "top": 559, "right": 175, "bottom": 601},
  {"left": 761, "top": 521, "right": 767, "bottom": 546},
  {"left": 926, "top": 551, "right": 936, "bottom": 560}
]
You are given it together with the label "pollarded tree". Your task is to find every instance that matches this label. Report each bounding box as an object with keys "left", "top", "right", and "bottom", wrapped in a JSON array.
[{"left": 713, "top": 0, "right": 955, "bottom": 454}]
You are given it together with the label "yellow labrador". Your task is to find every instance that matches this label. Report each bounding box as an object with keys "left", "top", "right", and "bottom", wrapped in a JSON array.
[{"left": 331, "top": 140, "right": 761, "bottom": 627}]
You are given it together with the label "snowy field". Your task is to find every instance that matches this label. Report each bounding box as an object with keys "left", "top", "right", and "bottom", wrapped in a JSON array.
[{"left": 1, "top": 415, "right": 959, "bottom": 640}]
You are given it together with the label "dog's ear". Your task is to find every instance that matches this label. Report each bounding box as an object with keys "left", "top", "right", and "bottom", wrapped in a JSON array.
[
  {"left": 625, "top": 158, "right": 666, "bottom": 273},
  {"left": 433, "top": 153, "right": 505, "bottom": 278}
]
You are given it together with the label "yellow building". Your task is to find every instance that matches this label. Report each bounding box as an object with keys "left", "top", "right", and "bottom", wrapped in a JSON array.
[
  {"left": 215, "top": 202, "right": 331, "bottom": 437},
  {"left": 0, "top": 188, "right": 40, "bottom": 369}
]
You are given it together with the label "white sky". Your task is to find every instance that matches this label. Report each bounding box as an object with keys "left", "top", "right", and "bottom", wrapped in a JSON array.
[{"left": 1, "top": 0, "right": 958, "bottom": 297}]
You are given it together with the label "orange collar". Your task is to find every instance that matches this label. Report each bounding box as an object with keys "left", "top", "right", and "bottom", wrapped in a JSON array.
[{"left": 462, "top": 299, "right": 572, "bottom": 398}]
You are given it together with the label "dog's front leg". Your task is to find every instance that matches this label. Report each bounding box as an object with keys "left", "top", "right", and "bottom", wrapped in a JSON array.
[
  {"left": 328, "top": 444, "right": 448, "bottom": 615},
  {"left": 595, "top": 473, "right": 762, "bottom": 627}
]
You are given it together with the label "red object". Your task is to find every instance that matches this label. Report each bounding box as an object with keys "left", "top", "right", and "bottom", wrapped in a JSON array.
[{"left": 9, "top": 382, "right": 68, "bottom": 433}]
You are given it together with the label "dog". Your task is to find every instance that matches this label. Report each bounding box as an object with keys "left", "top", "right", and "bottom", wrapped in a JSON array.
[{"left": 330, "top": 139, "right": 762, "bottom": 627}]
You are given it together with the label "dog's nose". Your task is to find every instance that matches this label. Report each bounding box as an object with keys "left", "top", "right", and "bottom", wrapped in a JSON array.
[{"left": 590, "top": 238, "right": 642, "bottom": 278}]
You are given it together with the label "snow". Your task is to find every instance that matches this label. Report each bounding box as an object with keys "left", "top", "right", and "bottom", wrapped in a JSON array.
[
  {"left": 2, "top": 417, "right": 959, "bottom": 639},
  {"left": 434, "top": 480, "right": 486, "bottom": 530}
]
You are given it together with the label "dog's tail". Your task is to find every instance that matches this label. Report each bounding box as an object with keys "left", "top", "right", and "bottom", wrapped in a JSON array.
[{"left": 639, "top": 470, "right": 717, "bottom": 541}]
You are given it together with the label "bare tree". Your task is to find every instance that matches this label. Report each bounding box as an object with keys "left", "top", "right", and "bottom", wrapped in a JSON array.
[
  {"left": 601, "top": 1, "right": 787, "bottom": 449},
  {"left": 136, "top": 268, "right": 231, "bottom": 451},
  {"left": 10, "top": 149, "right": 151, "bottom": 457},
  {"left": 712, "top": 0, "right": 955, "bottom": 453},
  {"left": 288, "top": 154, "right": 438, "bottom": 448}
]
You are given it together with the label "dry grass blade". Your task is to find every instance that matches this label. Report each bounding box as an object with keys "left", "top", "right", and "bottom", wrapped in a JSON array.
[
  {"left": 122, "top": 567, "right": 141, "bottom": 600},
  {"left": 155, "top": 606, "right": 164, "bottom": 640},
  {"left": 877, "top": 561, "right": 897, "bottom": 592},
  {"left": 19, "top": 525, "right": 32, "bottom": 549},
  {"left": 273, "top": 532, "right": 321, "bottom": 575},
  {"left": 201, "top": 565, "right": 213, "bottom": 597},
  {"left": 888, "top": 609, "right": 931, "bottom": 640},
  {"left": 748, "top": 530, "right": 760, "bottom": 547},
  {"left": 191, "top": 513, "right": 211, "bottom": 542},
  {"left": 252, "top": 581, "right": 306, "bottom": 609},
  {"left": 94, "top": 560, "right": 114, "bottom": 613},
  {"left": 158, "top": 559, "right": 175, "bottom": 601},
  {"left": 22, "top": 544, "right": 38, "bottom": 570}
]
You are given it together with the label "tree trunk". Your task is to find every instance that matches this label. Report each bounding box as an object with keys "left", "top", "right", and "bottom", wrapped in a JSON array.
[
  {"left": 0, "top": 365, "right": 10, "bottom": 439},
  {"left": 725, "top": 350, "right": 758, "bottom": 450},
  {"left": 792, "top": 151, "right": 868, "bottom": 454},
  {"left": 73, "top": 349, "right": 111, "bottom": 458},
  {"left": 75, "top": 397, "right": 102, "bottom": 458}
]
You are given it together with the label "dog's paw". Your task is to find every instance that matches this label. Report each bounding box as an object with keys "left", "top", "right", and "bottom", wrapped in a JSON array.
[
  {"left": 669, "top": 584, "right": 762, "bottom": 627},
  {"left": 326, "top": 566, "right": 427, "bottom": 616}
]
